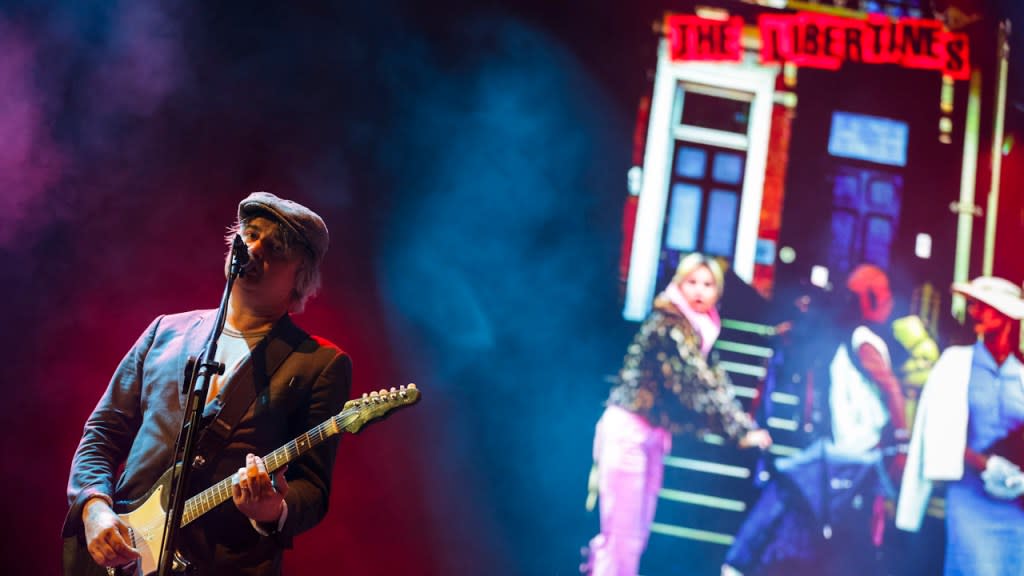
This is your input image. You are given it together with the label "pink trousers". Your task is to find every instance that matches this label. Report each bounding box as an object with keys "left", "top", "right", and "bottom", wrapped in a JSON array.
[{"left": 587, "top": 406, "right": 672, "bottom": 576}]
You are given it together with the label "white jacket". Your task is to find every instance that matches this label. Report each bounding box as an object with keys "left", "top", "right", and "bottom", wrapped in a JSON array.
[{"left": 895, "top": 346, "right": 973, "bottom": 532}]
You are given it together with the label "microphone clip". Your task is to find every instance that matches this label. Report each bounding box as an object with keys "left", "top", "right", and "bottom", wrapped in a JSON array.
[{"left": 230, "top": 234, "right": 250, "bottom": 278}]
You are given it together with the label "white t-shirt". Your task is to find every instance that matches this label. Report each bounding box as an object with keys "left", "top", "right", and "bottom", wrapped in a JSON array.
[
  {"left": 828, "top": 325, "right": 891, "bottom": 454},
  {"left": 205, "top": 324, "right": 271, "bottom": 405}
]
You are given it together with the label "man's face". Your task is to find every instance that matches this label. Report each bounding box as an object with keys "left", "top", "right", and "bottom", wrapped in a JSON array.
[
  {"left": 230, "top": 217, "right": 302, "bottom": 308},
  {"left": 679, "top": 265, "right": 719, "bottom": 314},
  {"left": 858, "top": 285, "right": 893, "bottom": 324},
  {"left": 967, "top": 299, "right": 1012, "bottom": 338}
]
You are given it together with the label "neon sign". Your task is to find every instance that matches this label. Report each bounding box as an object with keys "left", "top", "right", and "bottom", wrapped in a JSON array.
[
  {"left": 663, "top": 12, "right": 971, "bottom": 80},
  {"left": 663, "top": 14, "right": 744, "bottom": 62}
]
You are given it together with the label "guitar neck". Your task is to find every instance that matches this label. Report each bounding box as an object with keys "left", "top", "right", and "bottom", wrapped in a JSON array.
[{"left": 180, "top": 408, "right": 358, "bottom": 526}]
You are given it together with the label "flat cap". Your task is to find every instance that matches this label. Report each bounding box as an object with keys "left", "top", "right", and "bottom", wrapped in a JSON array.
[{"left": 238, "top": 192, "right": 329, "bottom": 263}]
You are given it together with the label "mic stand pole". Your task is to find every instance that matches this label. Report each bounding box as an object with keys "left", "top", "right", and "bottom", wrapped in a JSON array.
[{"left": 156, "top": 240, "right": 247, "bottom": 576}]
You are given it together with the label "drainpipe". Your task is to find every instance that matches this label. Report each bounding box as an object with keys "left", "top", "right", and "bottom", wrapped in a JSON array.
[
  {"left": 951, "top": 69, "right": 982, "bottom": 321},
  {"left": 983, "top": 19, "right": 1011, "bottom": 275}
]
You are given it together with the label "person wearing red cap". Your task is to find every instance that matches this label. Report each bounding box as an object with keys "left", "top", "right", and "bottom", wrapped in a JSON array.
[
  {"left": 722, "top": 264, "right": 907, "bottom": 576},
  {"left": 897, "top": 276, "right": 1024, "bottom": 576},
  {"left": 830, "top": 264, "right": 907, "bottom": 455},
  {"left": 62, "top": 192, "right": 351, "bottom": 575}
]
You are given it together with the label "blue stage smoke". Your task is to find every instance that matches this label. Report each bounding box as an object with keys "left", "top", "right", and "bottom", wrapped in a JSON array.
[{"left": 376, "top": 13, "right": 631, "bottom": 574}]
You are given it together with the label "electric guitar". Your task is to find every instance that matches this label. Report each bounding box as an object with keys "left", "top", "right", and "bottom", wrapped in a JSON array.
[{"left": 92, "top": 385, "right": 420, "bottom": 576}]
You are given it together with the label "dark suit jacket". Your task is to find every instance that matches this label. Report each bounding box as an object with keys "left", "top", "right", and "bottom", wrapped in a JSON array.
[{"left": 63, "top": 310, "right": 351, "bottom": 575}]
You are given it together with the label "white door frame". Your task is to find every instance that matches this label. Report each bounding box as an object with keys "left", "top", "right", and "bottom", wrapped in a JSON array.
[{"left": 623, "top": 40, "right": 778, "bottom": 321}]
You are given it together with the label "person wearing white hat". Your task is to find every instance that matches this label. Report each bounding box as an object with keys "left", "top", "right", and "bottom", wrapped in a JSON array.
[{"left": 896, "top": 276, "right": 1024, "bottom": 576}]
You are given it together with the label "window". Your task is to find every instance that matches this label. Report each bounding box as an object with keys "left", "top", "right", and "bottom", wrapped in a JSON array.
[
  {"left": 828, "top": 111, "right": 909, "bottom": 167},
  {"left": 675, "top": 147, "right": 707, "bottom": 179},
  {"left": 829, "top": 210, "right": 858, "bottom": 274},
  {"left": 863, "top": 216, "right": 896, "bottom": 268},
  {"left": 665, "top": 184, "right": 703, "bottom": 252},
  {"left": 712, "top": 152, "right": 743, "bottom": 185},
  {"left": 659, "top": 140, "right": 746, "bottom": 285},
  {"left": 680, "top": 91, "right": 751, "bottom": 134},
  {"left": 705, "top": 190, "right": 739, "bottom": 257},
  {"left": 827, "top": 166, "right": 903, "bottom": 277}
]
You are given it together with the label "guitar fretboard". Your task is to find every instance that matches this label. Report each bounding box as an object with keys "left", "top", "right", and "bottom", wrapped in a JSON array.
[{"left": 180, "top": 409, "right": 359, "bottom": 526}]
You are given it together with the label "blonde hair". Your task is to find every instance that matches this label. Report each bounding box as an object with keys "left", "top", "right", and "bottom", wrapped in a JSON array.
[{"left": 669, "top": 252, "right": 725, "bottom": 298}]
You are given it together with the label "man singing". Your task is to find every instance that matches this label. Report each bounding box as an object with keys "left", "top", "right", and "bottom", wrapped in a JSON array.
[{"left": 62, "top": 192, "right": 351, "bottom": 575}]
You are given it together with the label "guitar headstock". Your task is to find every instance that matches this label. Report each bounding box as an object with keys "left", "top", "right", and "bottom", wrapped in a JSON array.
[{"left": 341, "top": 384, "right": 420, "bottom": 433}]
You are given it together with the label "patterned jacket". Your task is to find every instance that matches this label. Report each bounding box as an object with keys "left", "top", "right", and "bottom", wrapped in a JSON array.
[{"left": 607, "top": 299, "right": 755, "bottom": 441}]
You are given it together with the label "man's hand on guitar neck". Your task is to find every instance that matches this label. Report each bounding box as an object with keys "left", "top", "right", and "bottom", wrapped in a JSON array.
[
  {"left": 232, "top": 453, "right": 289, "bottom": 529},
  {"left": 82, "top": 497, "right": 140, "bottom": 568}
]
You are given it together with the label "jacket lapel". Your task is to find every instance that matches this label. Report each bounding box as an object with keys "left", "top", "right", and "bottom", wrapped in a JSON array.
[
  {"left": 198, "top": 314, "right": 309, "bottom": 437},
  {"left": 179, "top": 311, "right": 217, "bottom": 413}
]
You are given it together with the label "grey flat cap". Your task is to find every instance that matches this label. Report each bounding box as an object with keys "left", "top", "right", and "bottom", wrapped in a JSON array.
[{"left": 238, "top": 192, "right": 329, "bottom": 263}]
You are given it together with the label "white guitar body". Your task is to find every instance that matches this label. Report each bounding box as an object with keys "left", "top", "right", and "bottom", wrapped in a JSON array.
[
  {"left": 85, "top": 386, "right": 420, "bottom": 576},
  {"left": 111, "top": 484, "right": 167, "bottom": 576},
  {"left": 107, "top": 473, "right": 191, "bottom": 576}
]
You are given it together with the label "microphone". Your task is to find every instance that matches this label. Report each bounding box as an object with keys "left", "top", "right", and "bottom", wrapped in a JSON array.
[{"left": 231, "top": 234, "right": 250, "bottom": 276}]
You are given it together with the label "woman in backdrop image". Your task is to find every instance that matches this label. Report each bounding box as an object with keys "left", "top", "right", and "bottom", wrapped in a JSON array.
[
  {"left": 896, "top": 276, "right": 1024, "bottom": 576},
  {"left": 584, "top": 253, "right": 772, "bottom": 576}
]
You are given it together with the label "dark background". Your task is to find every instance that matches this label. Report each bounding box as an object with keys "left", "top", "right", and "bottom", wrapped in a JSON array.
[{"left": 1, "top": 0, "right": 1022, "bottom": 574}]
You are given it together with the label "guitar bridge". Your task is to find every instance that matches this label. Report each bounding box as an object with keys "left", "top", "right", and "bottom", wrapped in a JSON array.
[{"left": 172, "top": 551, "right": 192, "bottom": 573}]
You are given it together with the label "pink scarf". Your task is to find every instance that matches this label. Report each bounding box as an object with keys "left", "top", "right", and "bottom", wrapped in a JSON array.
[{"left": 665, "top": 282, "right": 721, "bottom": 357}]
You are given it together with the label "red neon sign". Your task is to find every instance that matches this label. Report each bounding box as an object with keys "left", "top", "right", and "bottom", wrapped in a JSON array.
[
  {"left": 663, "top": 12, "right": 970, "bottom": 80},
  {"left": 760, "top": 13, "right": 970, "bottom": 79},
  {"left": 663, "top": 14, "right": 744, "bottom": 62}
]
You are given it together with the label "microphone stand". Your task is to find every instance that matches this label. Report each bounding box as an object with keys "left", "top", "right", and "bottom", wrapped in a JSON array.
[{"left": 156, "top": 235, "right": 248, "bottom": 576}]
